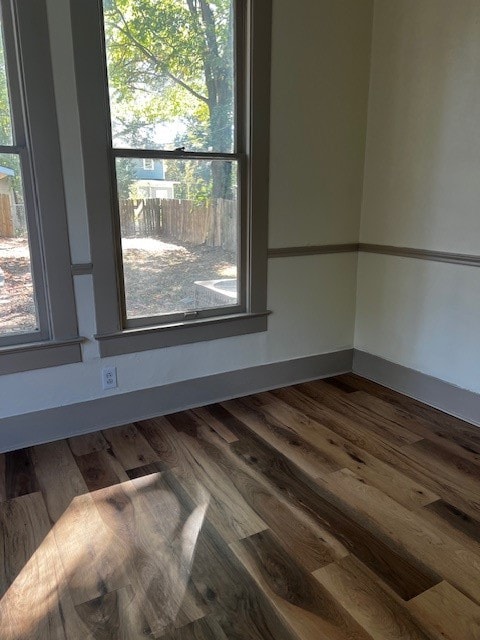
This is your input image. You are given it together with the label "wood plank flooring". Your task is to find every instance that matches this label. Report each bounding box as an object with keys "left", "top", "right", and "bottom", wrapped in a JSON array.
[{"left": 1, "top": 373, "right": 480, "bottom": 638}]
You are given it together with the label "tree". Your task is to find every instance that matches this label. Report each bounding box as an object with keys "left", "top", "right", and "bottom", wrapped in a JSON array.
[
  {"left": 0, "top": 26, "right": 12, "bottom": 148},
  {"left": 103, "top": 0, "right": 234, "bottom": 200},
  {"left": 115, "top": 156, "right": 137, "bottom": 198},
  {"left": 0, "top": 21, "right": 23, "bottom": 203}
]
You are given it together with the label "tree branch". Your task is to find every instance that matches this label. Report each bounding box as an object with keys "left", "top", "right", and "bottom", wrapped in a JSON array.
[{"left": 107, "top": 5, "right": 209, "bottom": 105}]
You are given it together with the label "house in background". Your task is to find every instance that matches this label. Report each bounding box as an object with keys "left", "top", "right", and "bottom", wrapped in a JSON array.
[
  {"left": 131, "top": 158, "right": 177, "bottom": 199},
  {"left": 0, "top": 164, "right": 15, "bottom": 199}
]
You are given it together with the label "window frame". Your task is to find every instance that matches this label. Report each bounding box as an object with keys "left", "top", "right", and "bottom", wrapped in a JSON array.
[
  {"left": 72, "top": 0, "right": 271, "bottom": 356},
  {"left": 142, "top": 158, "right": 154, "bottom": 171},
  {"left": 0, "top": 0, "right": 81, "bottom": 374}
]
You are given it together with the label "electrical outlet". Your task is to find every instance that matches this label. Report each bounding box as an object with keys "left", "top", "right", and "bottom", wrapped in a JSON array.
[{"left": 102, "top": 366, "right": 117, "bottom": 390}]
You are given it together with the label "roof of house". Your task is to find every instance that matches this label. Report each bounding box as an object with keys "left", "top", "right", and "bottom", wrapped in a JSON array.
[{"left": 0, "top": 165, "right": 15, "bottom": 179}]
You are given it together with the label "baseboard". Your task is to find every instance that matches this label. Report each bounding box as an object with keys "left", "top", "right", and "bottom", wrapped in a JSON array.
[
  {"left": 353, "top": 350, "right": 480, "bottom": 427},
  {"left": 0, "top": 349, "right": 353, "bottom": 453}
]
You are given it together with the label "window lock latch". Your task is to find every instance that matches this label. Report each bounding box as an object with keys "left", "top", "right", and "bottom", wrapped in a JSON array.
[{"left": 184, "top": 310, "right": 199, "bottom": 320}]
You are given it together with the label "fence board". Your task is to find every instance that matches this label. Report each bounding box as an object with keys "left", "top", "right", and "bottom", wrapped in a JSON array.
[
  {"left": 0, "top": 194, "right": 13, "bottom": 238},
  {"left": 118, "top": 197, "right": 237, "bottom": 253}
]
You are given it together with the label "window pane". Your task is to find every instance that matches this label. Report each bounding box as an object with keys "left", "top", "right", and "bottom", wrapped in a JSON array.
[
  {"left": 103, "top": 0, "right": 235, "bottom": 153},
  {"left": 0, "top": 10, "right": 13, "bottom": 145},
  {"left": 0, "top": 154, "right": 39, "bottom": 336},
  {"left": 116, "top": 157, "right": 239, "bottom": 318}
]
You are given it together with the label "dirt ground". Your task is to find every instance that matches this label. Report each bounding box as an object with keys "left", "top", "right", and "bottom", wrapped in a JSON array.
[
  {"left": 122, "top": 236, "right": 237, "bottom": 317},
  {"left": 0, "top": 238, "right": 37, "bottom": 335},
  {"left": 0, "top": 237, "right": 237, "bottom": 333}
]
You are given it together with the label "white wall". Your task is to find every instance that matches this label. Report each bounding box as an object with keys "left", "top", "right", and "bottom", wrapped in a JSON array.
[
  {"left": 0, "top": 0, "right": 373, "bottom": 419},
  {"left": 356, "top": 0, "right": 480, "bottom": 392}
]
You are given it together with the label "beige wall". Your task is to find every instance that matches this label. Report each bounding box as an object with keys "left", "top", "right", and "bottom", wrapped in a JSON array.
[
  {"left": 361, "top": 0, "right": 480, "bottom": 252},
  {"left": 0, "top": 0, "right": 373, "bottom": 419},
  {"left": 269, "top": 0, "right": 372, "bottom": 248},
  {"left": 356, "top": 0, "right": 480, "bottom": 392}
]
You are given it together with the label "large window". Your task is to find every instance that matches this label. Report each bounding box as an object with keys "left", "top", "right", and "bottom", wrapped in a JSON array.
[
  {"left": 73, "top": 0, "right": 271, "bottom": 355},
  {"left": 0, "top": 0, "right": 79, "bottom": 373}
]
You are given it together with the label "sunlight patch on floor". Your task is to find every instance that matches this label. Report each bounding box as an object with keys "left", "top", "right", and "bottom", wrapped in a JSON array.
[{"left": 0, "top": 474, "right": 209, "bottom": 638}]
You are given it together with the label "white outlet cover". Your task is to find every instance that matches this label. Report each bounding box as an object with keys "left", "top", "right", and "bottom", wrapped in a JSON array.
[{"left": 102, "top": 366, "right": 117, "bottom": 390}]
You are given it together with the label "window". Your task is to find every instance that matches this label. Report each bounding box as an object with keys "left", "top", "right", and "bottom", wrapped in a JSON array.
[
  {"left": 72, "top": 0, "right": 271, "bottom": 355},
  {"left": 0, "top": 0, "right": 80, "bottom": 373}
]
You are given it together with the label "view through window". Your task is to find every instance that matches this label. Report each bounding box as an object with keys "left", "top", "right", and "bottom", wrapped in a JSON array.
[
  {"left": 0, "top": 12, "right": 38, "bottom": 337},
  {"left": 103, "top": 0, "right": 240, "bottom": 320}
]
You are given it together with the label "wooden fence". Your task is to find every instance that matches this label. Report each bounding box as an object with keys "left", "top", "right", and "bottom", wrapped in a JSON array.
[
  {"left": 119, "top": 197, "right": 237, "bottom": 253},
  {"left": 0, "top": 194, "right": 13, "bottom": 238},
  {"left": 119, "top": 198, "right": 162, "bottom": 238}
]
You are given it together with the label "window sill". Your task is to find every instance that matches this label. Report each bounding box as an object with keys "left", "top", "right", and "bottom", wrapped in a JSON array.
[
  {"left": 95, "top": 311, "right": 270, "bottom": 357},
  {"left": 0, "top": 337, "right": 84, "bottom": 375}
]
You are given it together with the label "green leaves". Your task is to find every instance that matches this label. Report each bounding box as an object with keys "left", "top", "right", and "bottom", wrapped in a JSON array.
[
  {"left": 104, "top": 0, "right": 234, "bottom": 153},
  {"left": 105, "top": 0, "right": 235, "bottom": 200},
  {"left": 0, "top": 18, "right": 13, "bottom": 146}
]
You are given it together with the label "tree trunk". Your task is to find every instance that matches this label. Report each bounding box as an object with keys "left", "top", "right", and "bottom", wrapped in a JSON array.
[
  {"left": 210, "top": 100, "right": 233, "bottom": 200},
  {"left": 193, "top": 0, "right": 234, "bottom": 201}
]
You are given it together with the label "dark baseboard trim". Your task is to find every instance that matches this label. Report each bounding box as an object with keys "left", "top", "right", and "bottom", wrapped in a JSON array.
[
  {"left": 0, "top": 349, "right": 353, "bottom": 453},
  {"left": 358, "top": 244, "right": 480, "bottom": 268},
  {"left": 268, "top": 244, "right": 358, "bottom": 258},
  {"left": 353, "top": 350, "right": 480, "bottom": 427}
]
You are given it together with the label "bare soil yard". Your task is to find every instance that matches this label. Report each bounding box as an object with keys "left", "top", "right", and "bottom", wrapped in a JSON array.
[
  {"left": 0, "top": 238, "right": 37, "bottom": 335},
  {"left": 122, "top": 237, "right": 237, "bottom": 317},
  {"left": 0, "top": 237, "right": 237, "bottom": 333}
]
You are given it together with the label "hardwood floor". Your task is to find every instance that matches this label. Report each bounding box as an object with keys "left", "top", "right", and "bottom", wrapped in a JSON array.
[{"left": 1, "top": 373, "right": 480, "bottom": 638}]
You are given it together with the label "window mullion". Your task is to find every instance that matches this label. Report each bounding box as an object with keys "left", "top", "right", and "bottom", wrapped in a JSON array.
[
  {"left": 14, "top": 0, "right": 79, "bottom": 340},
  {"left": 71, "top": 0, "right": 125, "bottom": 336}
]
